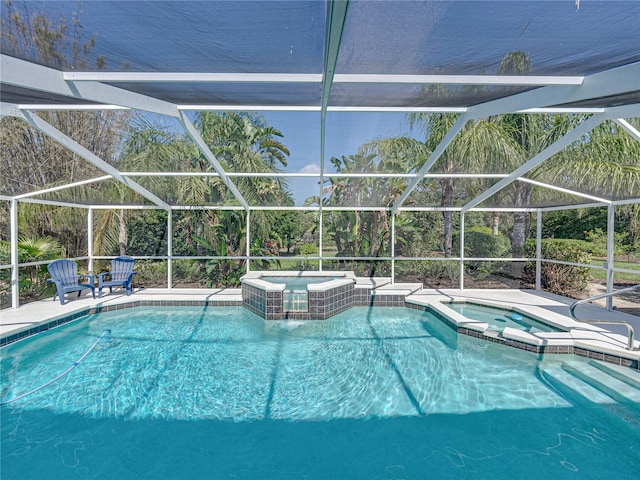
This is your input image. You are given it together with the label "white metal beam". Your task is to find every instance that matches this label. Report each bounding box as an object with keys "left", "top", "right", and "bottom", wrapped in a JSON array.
[
  {"left": 612, "top": 198, "right": 640, "bottom": 207},
  {"left": 469, "top": 62, "right": 640, "bottom": 118},
  {"left": 333, "top": 74, "right": 584, "bottom": 86},
  {"left": 517, "top": 177, "right": 612, "bottom": 204},
  {"left": 615, "top": 118, "right": 640, "bottom": 142},
  {"left": 13, "top": 176, "right": 113, "bottom": 200},
  {"left": 535, "top": 210, "right": 542, "bottom": 290},
  {"left": 327, "top": 106, "right": 467, "bottom": 113},
  {"left": 65, "top": 72, "right": 322, "bottom": 83},
  {"left": 1, "top": 102, "right": 23, "bottom": 117},
  {"left": 5, "top": 197, "right": 90, "bottom": 209},
  {"left": 88, "top": 208, "right": 94, "bottom": 273},
  {"left": 178, "top": 112, "right": 249, "bottom": 211},
  {"left": 1, "top": 55, "right": 179, "bottom": 117},
  {"left": 321, "top": 0, "right": 350, "bottom": 115},
  {"left": 120, "top": 171, "right": 509, "bottom": 179},
  {"left": 4, "top": 56, "right": 638, "bottom": 116},
  {"left": 606, "top": 205, "right": 615, "bottom": 310},
  {"left": 516, "top": 108, "right": 607, "bottom": 114},
  {"left": 17, "top": 104, "right": 129, "bottom": 111},
  {"left": 391, "top": 113, "right": 471, "bottom": 212},
  {"left": 539, "top": 202, "right": 607, "bottom": 212},
  {"left": 12, "top": 103, "right": 610, "bottom": 114},
  {"left": 461, "top": 114, "right": 606, "bottom": 212},
  {"left": 20, "top": 110, "right": 171, "bottom": 210},
  {"left": 63, "top": 71, "right": 583, "bottom": 86},
  {"left": 319, "top": 0, "right": 350, "bottom": 272},
  {"left": 178, "top": 105, "right": 321, "bottom": 112}
]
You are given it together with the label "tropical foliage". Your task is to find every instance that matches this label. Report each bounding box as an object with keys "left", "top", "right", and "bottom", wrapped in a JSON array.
[{"left": 0, "top": 236, "right": 62, "bottom": 306}]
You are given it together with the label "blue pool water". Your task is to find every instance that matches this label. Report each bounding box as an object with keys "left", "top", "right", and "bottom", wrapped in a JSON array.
[
  {"left": 261, "top": 275, "right": 337, "bottom": 290},
  {"left": 446, "top": 302, "right": 559, "bottom": 333},
  {"left": 2, "top": 306, "right": 639, "bottom": 479}
]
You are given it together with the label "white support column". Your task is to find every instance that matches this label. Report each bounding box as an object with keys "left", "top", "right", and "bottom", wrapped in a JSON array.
[
  {"left": 88, "top": 208, "right": 94, "bottom": 274},
  {"left": 319, "top": 0, "right": 348, "bottom": 273},
  {"left": 167, "top": 210, "right": 173, "bottom": 290},
  {"left": 459, "top": 212, "right": 465, "bottom": 290},
  {"left": 319, "top": 210, "right": 323, "bottom": 272},
  {"left": 10, "top": 199, "right": 19, "bottom": 308},
  {"left": 606, "top": 205, "right": 615, "bottom": 310},
  {"left": 536, "top": 209, "right": 542, "bottom": 291},
  {"left": 246, "top": 210, "right": 251, "bottom": 273},
  {"left": 391, "top": 213, "right": 396, "bottom": 284}
]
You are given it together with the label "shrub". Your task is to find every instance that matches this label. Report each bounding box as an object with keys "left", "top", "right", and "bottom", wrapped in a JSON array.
[
  {"left": 298, "top": 243, "right": 319, "bottom": 255},
  {"left": 453, "top": 227, "right": 511, "bottom": 281},
  {"left": 525, "top": 239, "right": 592, "bottom": 297},
  {"left": 455, "top": 226, "right": 511, "bottom": 258},
  {"left": 396, "top": 260, "right": 459, "bottom": 288},
  {"left": 135, "top": 260, "right": 168, "bottom": 288},
  {"left": 0, "top": 237, "right": 62, "bottom": 308}
]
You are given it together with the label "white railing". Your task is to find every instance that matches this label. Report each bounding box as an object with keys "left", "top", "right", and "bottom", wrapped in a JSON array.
[{"left": 569, "top": 284, "right": 640, "bottom": 351}]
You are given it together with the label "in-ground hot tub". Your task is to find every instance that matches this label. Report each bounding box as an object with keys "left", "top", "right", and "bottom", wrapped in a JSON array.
[{"left": 241, "top": 271, "right": 356, "bottom": 320}]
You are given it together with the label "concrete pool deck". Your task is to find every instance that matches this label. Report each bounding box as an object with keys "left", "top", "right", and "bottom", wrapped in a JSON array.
[{"left": 1, "top": 286, "right": 638, "bottom": 365}]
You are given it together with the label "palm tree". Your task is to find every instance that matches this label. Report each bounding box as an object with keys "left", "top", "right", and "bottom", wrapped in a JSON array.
[
  {"left": 196, "top": 111, "right": 291, "bottom": 243},
  {"left": 489, "top": 113, "right": 582, "bottom": 258},
  {"left": 540, "top": 119, "right": 640, "bottom": 200},
  {"left": 408, "top": 113, "right": 522, "bottom": 256},
  {"left": 107, "top": 112, "right": 294, "bottom": 285}
]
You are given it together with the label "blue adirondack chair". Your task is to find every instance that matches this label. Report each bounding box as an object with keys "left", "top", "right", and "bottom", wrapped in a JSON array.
[
  {"left": 97, "top": 256, "right": 136, "bottom": 297},
  {"left": 47, "top": 259, "right": 96, "bottom": 305}
]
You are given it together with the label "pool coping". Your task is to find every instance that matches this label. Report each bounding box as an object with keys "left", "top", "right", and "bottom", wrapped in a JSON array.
[
  {"left": 405, "top": 292, "right": 640, "bottom": 369},
  {"left": 0, "top": 297, "right": 244, "bottom": 347},
  {"left": 2, "top": 288, "right": 638, "bottom": 370}
]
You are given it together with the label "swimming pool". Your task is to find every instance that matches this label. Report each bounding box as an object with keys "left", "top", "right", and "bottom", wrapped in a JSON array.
[
  {"left": 2, "top": 306, "right": 639, "bottom": 479},
  {"left": 445, "top": 301, "right": 560, "bottom": 333}
]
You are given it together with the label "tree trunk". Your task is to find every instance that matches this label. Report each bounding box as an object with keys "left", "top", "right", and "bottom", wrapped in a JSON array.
[
  {"left": 118, "top": 209, "right": 127, "bottom": 255},
  {"left": 512, "top": 212, "right": 527, "bottom": 256},
  {"left": 354, "top": 210, "right": 361, "bottom": 255},
  {"left": 370, "top": 211, "right": 379, "bottom": 257},
  {"left": 441, "top": 179, "right": 455, "bottom": 257},
  {"left": 511, "top": 184, "right": 533, "bottom": 279},
  {"left": 492, "top": 211, "right": 500, "bottom": 236}
]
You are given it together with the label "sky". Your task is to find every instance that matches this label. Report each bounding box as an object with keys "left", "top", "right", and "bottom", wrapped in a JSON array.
[{"left": 261, "top": 111, "right": 421, "bottom": 205}]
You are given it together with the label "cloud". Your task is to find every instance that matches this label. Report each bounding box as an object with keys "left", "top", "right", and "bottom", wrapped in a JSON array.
[{"left": 299, "top": 163, "right": 321, "bottom": 174}]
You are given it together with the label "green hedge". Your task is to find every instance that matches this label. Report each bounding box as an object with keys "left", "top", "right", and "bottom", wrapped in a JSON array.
[
  {"left": 525, "top": 238, "right": 592, "bottom": 297},
  {"left": 455, "top": 226, "right": 512, "bottom": 258}
]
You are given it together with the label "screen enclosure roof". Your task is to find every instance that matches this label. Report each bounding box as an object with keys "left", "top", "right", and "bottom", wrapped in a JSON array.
[{"left": 1, "top": 0, "right": 639, "bottom": 211}]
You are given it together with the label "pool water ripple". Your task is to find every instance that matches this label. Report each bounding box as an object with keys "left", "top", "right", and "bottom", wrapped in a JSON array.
[{"left": 2, "top": 306, "right": 639, "bottom": 479}]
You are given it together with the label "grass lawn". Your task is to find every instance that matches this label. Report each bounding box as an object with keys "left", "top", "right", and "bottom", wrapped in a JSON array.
[{"left": 590, "top": 257, "right": 640, "bottom": 282}]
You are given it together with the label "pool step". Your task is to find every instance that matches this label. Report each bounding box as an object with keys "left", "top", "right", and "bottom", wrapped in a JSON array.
[
  {"left": 588, "top": 360, "right": 640, "bottom": 390},
  {"left": 540, "top": 365, "right": 617, "bottom": 405},
  {"left": 561, "top": 361, "right": 640, "bottom": 405}
]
